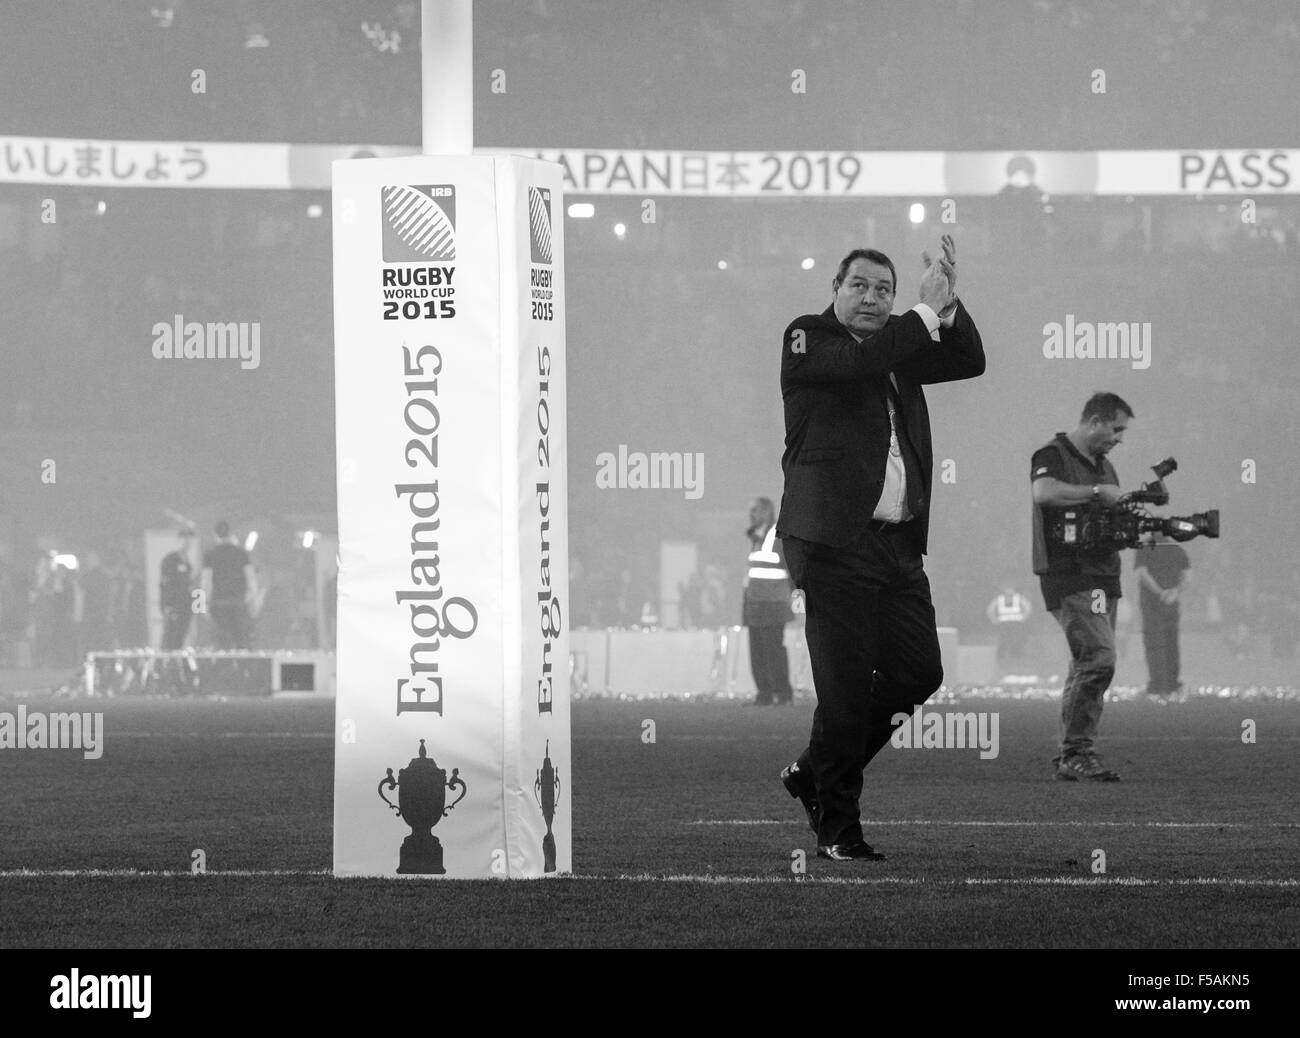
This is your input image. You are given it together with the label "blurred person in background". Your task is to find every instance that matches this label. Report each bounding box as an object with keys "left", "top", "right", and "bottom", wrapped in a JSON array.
[
  {"left": 1134, "top": 531, "right": 1190, "bottom": 695},
  {"left": 986, "top": 582, "right": 1033, "bottom": 670},
  {"left": 699, "top": 562, "right": 728, "bottom": 629},
  {"left": 29, "top": 554, "right": 54, "bottom": 666},
  {"left": 202, "top": 520, "right": 258, "bottom": 650},
  {"left": 160, "top": 527, "right": 197, "bottom": 651},
  {"left": 32, "top": 554, "right": 78, "bottom": 668},
  {"left": 742, "top": 497, "right": 794, "bottom": 706},
  {"left": 677, "top": 568, "right": 705, "bottom": 629},
  {"left": 76, "top": 550, "right": 114, "bottom": 655},
  {"left": 1133, "top": 533, "right": 1190, "bottom": 697}
]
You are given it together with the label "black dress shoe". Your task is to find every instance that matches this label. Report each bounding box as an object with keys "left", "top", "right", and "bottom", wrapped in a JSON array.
[
  {"left": 780, "top": 761, "right": 820, "bottom": 834},
  {"left": 816, "top": 842, "right": 886, "bottom": 861}
]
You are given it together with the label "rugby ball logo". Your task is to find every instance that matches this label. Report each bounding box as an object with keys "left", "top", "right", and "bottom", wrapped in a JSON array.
[
  {"left": 381, "top": 184, "right": 456, "bottom": 262},
  {"left": 528, "top": 187, "right": 552, "bottom": 265}
]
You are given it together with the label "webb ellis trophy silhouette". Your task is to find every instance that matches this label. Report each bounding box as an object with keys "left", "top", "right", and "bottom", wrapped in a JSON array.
[
  {"left": 378, "top": 739, "right": 468, "bottom": 875},
  {"left": 534, "top": 740, "right": 561, "bottom": 873}
]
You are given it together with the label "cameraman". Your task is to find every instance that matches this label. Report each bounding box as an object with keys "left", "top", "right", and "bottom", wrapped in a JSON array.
[{"left": 1030, "top": 392, "right": 1133, "bottom": 781}]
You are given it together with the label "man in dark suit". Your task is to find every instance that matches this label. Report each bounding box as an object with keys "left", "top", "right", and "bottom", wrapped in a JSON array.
[{"left": 777, "top": 236, "right": 985, "bottom": 861}]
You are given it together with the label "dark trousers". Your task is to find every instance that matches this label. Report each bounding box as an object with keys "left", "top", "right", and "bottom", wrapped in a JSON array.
[
  {"left": 161, "top": 609, "right": 192, "bottom": 651},
  {"left": 747, "top": 624, "right": 792, "bottom": 703},
  {"left": 783, "top": 522, "right": 943, "bottom": 847},
  {"left": 210, "top": 599, "right": 250, "bottom": 650},
  {"left": 1141, "top": 599, "right": 1181, "bottom": 693}
]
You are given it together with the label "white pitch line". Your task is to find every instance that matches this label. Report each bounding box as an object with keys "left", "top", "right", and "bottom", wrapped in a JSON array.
[
  {"left": 960, "top": 877, "right": 1300, "bottom": 888},
  {"left": 691, "top": 827, "right": 1300, "bottom": 832},
  {"left": 1102, "top": 735, "right": 1300, "bottom": 741},
  {"left": 0, "top": 868, "right": 1292, "bottom": 888},
  {"left": 106, "top": 732, "right": 332, "bottom": 738},
  {"left": 591, "top": 875, "right": 1300, "bottom": 888},
  {"left": 579, "top": 734, "right": 1300, "bottom": 742},
  {"left": 0, "top": 868, "right": 331, "bottom": 877},
  {"left": 579, "top": 735, "right": 801, "bottom": 741}
]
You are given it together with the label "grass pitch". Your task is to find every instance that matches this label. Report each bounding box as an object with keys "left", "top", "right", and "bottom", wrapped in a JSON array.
[{"left": 0, "top": 684, "right": 1295, "bottom": 948}]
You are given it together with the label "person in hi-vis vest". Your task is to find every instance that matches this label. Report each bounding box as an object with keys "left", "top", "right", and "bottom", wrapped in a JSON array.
[
  {"left": 742, "top": 497, "right": 794, "bottom": 706},
  {"left": 986, "top": 584, "right": 1033, "bottom": 667}
]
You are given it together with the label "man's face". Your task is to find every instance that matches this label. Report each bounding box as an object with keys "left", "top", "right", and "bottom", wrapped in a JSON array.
[
  {"left": 1087, "top": 411, "right": 1130, "bottom": 456},
  {"left": 833, "top": 259, "right": 895, "bottom": 336},
  {"left": 748, "top": 500, "right": 771, "bottom": 528}
]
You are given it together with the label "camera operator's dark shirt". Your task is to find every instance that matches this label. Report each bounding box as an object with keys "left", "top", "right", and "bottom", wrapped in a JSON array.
[{"left": 1031, "top": 433, "right": 1122, "bottom": 612}]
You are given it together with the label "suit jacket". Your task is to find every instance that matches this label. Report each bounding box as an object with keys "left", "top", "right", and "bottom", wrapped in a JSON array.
[{"left": 775, "top": 300, "right": 984, "bottom": 554}]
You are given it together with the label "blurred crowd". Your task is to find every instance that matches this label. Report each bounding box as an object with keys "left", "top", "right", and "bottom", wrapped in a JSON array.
[
  {"left": 0, "top": 529, "right": 335, "bottom": 670},
  {"left": 0, "top": 543, "right": 148, "bottom": 668},
  {"left": 8, "top": 532, "right": 1291, "bottom": 670},
  {"left": 566, "top": 536, "right": 1300, "bottom": 666}
]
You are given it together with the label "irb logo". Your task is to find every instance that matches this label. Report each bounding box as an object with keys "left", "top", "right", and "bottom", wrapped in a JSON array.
[
  {"left": 382, "top": 185, "right": 456, "bottom": 262},
  {"left": 528, "top": 187, "right": 553, "bottom": 265}
]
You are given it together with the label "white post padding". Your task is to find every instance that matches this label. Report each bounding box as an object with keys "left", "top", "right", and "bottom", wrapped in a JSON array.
[{"left": 331, "top": 154, "right": 569, "bottom": 878}]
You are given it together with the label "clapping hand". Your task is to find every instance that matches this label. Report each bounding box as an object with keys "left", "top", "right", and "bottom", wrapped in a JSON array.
[{"left": 919, "top": 234, "right": 956, "bottom": 314}]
